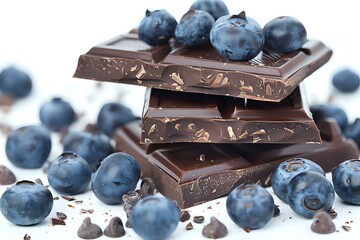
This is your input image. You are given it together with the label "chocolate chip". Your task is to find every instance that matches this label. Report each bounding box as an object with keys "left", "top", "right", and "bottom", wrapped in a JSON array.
[
  {"left": 0, "top": 165, "right": 16, "bottom": 185},
  {"left": 51, "top": 218, "right": 66, "bottom": 226},
  {"left": 273, "top": 204, "right": 280, "bottom": 217},
  {"left": 56, "top": 212, "right": 67, "bottom": 220},
  {"left": 202, "top": 217, "right": 228, "bottom": 239},
  {"left": 77, "top": 217, "right": 103, "bottom": 239},
  {"left": 311, "top": 211, "right": 336, "bottom": 234},
  {"left": 104, "top": 217, "right": 126, "bottom": 238},
  {"left": 23, "top": 234, "right": 31, "bottom": 240},
  {"left": 180, "top": 210, "right": 190, "bottom": 222},
  {"left": 186, "top": 222, "right": 194, "bottom": 230},
  {"left": 193, "top": 216, "right": 204, "bottom": 224}
]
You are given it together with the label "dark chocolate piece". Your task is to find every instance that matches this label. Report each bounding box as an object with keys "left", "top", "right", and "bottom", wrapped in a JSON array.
[
  {"left": 180, "top": 210, "right": 190, "bottom": 222},
  {"left": 51, "top": 218, "right": 66, "bottom": 226},
  {"left": 142, "top": 86, "right": 321, "bottom": 144},
  {"left": 56, "top": 212, "right": 67, "bottom": 220},
  {"left": 202, "top": 217, "right": 228, "bottom": 239},
  {"left": 186, "top": 222, "right": 194, "bottom": 230},
  {"left": 0, "top": 165, "right": 16, "bottom": 185},
  {"left": 311, "top": 212, "right": 336, "bottom": 234},
  {"left": 74, "top": 33, "right": 332, "bottom": 102},
  {"left": 193, "top": 216, "right": 205, "bottom": 224},
  {"left": 104, "top": 217, "right": 126, "bottom": 238},
  {"left": 115, "top": 120, "right": 359, "bottom": 209}
]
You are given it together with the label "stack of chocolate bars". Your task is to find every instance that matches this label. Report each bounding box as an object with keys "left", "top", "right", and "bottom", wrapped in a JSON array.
[{"left": 74, "top": 33, "right": 359, "bottom": 208}]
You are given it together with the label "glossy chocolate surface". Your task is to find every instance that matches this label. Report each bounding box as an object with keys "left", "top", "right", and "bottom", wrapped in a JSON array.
[
  {"left": 74, "top": 33, "right": 332, "bottom": 102},
  {"left": 141, "top": 86, "right": 321, "bottom": 143},
  {"left": 115, "top": 120, "right": 359, "bottom": 208}
]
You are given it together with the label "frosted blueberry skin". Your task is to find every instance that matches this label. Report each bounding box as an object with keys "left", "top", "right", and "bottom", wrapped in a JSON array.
[
  {"left": 190, "top": 0, "right": 229, "bottom": 20},
  {"left": 286, "top": 171, "right": 335, "bottom": 219},
  {"left": 332, "top": 69, "right": 360, "bottom": 93},
  {"left": 332, "top": 159, "right": 360, "bottom": 204},
  {"left": 39, "top": 97, "right": 76, "bottom": 132},
  {"left": 344, "top": 118, "right": 360, "bottom": 148},
  {"left": 226, "top": 182, "right": 274, "bottom": 229},
  {"left": 97, "top": 103, "right": 135, "bottom": 138},
  {"left": 138, "top": 9, "right": 177, "bottom": 46},
  {"left": 175, "top": 9, "right": 215, "bottom": 47},
  {"left": 6, "top": 125, "right": 52, "bottom": 169},
  {"left": 210, "top": 12, "right": 264, "bottom": 61},
  {"left": 130, "top": 196, "right": 179, "bottom": 240},
  {"left": 0, "top": 180, "right": 53, "bottom": 225},
  {"left": 271, "top": 158, "right": 325, "bottom": 203},
  {"left": 62, "top": 131, "right": 113, "bottom": 172},
  {"left": 47, "top": 152, "right": 91, "bottom": 195},
  {"left": 91, "top": 152, "right": 140, "bottom": 205},
  {"left": 0, "top": 66, "right": 32, "bottom": 98},
  {"left": 310, "top": 104, "right": 348, "bottom": 131},
  {"left": 263, "top": 16, "right": 307, "bottom": 53}
]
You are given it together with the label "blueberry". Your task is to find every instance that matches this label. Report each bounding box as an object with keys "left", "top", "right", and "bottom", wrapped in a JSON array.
[
  {"left": 0, "top": 66, "right": 32, "bottom": 98},
  {"left": 190, "top": 0, "right": 229, "bottom": 20},
  {"left": 332, "top": 69, "right": 360, "bottom": 93},
  {"left": 226, "top": 182, "right": 274, "bottom": 229},
  {"left": 310, "top": 104, "right": 348, "bottom": 131},
  {"left": 0, "top": 179, "right": 53, "bottom": 225},
  {"left": 210, "top": 11, "right": 264, "bottom": 61},
  {"left": 47, "top": 152, "right": 91, "bottom": 195},
  {"left": 271, "top": 158, "right": 325, "bottom": 203},
  {"left": 62, "top": 131, "right": 113, "bottom": 171},
  {"left": 130, "top": 196, "right": 179, "bottom": 240},
  {"left": 332, "top": 159, "right": 360, "bottom": 204},
  {"left": 39, "top": 97, "right": 76, "bottom": 132},
  {"left": 263, "top": 16, "right": 307, "bottom": 53},
  {"left": 344, "top": 118, "right": 360, "bottom": 148},
  {"left": 175, "top": 9, "right": 214, "bottom": 47},
  {"left": 138, "top": 9, "right": 177, "bottom": 46},
  {"left": 91, "top": 152, "right": 140, "bottom": 205},
  {"left": 6, "top": 125, "right": 52, "bottom": 169},
  {"left": 97, "top": 103, "right": 135, "bottom": 137},
  {"left": 286, "top": 171, "right": 335, "bottom": 219}
]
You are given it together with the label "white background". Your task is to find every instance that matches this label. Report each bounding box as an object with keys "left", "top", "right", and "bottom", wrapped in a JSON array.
[{"left": 0, "top": 1, "right": 359, "bottom": 239}]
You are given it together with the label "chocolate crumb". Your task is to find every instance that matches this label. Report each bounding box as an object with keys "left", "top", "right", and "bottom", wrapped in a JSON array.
[
  {"left": 104, "top": 216, "right": 126, "bottom": 238},
  {"left": 62, "top": 195, "right": 76, "bottom": 201},
  {"left": 207, "top": 206, "right": 212, "bottom": 210},
  {"left": 327, "top": 208, "right": 337, "bottom": 219},
  {"left": 67, "top": 204, "right": 75, "bottom": 208},
  {"left": 53, "top": 196, "right": 59, "bottom": 200},
  {"left": 180, "top": 210, "right": 190, "bottom": 222},
  {"left": 84, "top": 123, "right": 98, "bottom": 133},
  {"left": 311, "top": 211, "right": 336, "bottom": 234},
  {"left": 77, "top": 217, "right": 103, "bottom": 239},
  {"left": 202, "top": 217, "right": 228, "bottom": 239},
  {"left": 75, "top": 200, "right": 84, "bottom": 204},
  {"left": 23, "top": 234, "right": 31, "bottom": 240},
  {"left": 193, "top": 216, "right": 204, "bottom": 224},
  {"left": 186, "top": 222, "right": 194, "bottom": 230},
  {"left": 0, "top": 165, "right": 16, "bottom": 185},
  {"left": 243, "top": 228, "right": 251, "bottom": 233},
  {"left": 56, "top": 212, "right": 67, "bottom": 220},
  {"left": 80, "top": 208, "right": 94, "bottom": 214},
  {"left": 273, "top": 205, "right": 280, "bottom": 217},
  {"left": 51, "top": 218, "right": 66, "bottom": 226},
  {"left": 342, "top": 225, "right": 351, "bottom": 232}
]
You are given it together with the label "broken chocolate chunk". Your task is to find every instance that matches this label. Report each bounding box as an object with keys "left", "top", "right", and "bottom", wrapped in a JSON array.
[
  {"left": 186, "top": 222, "right": 194, "bottom": 230},
  {"left": 56, "top": 212, "right": 67, "bottom": 220},
  {"left": 202, "top": 217, "right": 228, "bottom": 239},
  {"left": 180, "top": 210, "right": 191, "bottom": 222},
  {"left": 51, "top": 218, "right": 66, "bottom": 226},
  {"left": 193, "top": 216, "right": 205, "bottom": 224}
]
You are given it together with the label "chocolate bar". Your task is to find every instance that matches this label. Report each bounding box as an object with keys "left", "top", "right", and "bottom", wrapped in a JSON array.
[
  {"left": 115, "top": 120, "right": 359, "bottom": 209},
  {"left": 74, "top": 33, "right": 332, "bottom": 102},
  {"left": 141, "top": 86, "right": 321, "bottom": 144}
]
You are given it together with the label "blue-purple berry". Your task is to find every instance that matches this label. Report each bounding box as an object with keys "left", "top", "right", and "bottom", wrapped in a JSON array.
[
  {"left": 0, "top": 66, "right": 32, "bottom": 98},
  {"left": 190, "top": 0, "right": 229, "bottom": 20},
  {"left": 344, "top": 118, "right": 360, "bottom": 148},
  {"left": 310, "top": 104, "right": 348, "bottom": 131},
  {"left": 226, "top": 182, "right": 274, "bottom": 229},
  {"left": 332, "top": 69, "right": 360, "bottom": 93},
  {"left": 263, "top": 16, "right": 307, "bottom": 53}
]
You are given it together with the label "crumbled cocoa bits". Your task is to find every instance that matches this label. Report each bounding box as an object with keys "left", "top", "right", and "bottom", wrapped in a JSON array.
[
  {"left": 56, "top": 212, "right": 67, "bottom": 220},
  {"left": 273, "top": 204, "right": 280, "bottom": 217},
  {"left": 180, "top": 210, "right": 190, "bottom": 222},
  {"left": 62, "top": 195, "right": 76, "bottom": 201},
  {"left": 202, "top": 217, "right": 228, "bottom": 239},
  {"left": 104, "top": 217, "right": 126, "bottom": 238},
  {"left": 77, "top": 217, "right": 103, "bottom": 239},
  {"left": 51, "top": 218, "right": 66, "bottom": 226},
  {"left": 186, "top": 222, "right": 194, "bottom": 230},
  {"left": 311, "top": 211, "right": 336, "bottom": 234},
  {"left": 342, "top": 225, "right": 351, "bottom": 232},
  {"left": 193, "top": 216, "right": 205, "bottom": 224},
  {"left": 0, "top": 165, "right": 16, "bottom": 185},
  {"left": 23, "top": 234, "right": 31, "bottom": 240}
]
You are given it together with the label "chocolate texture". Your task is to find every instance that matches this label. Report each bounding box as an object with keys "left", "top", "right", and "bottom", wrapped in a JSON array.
[
  {"left": 74, "top": 33, "right": 332, "bottom": 102},
  {"left": 115, "top": 120, "right": 359, "bottom": 209},
  {"left": 141, "top": 86, "right": 321, "bottom": 144}
]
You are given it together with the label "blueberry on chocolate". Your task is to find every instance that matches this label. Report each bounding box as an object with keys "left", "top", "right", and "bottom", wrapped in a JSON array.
[
  {"left": 332, "top": 159, "right": 360, "bottom": 204},
  {"left": 0, "top": 66, "right": 32, "bottom": 98},
  {"left": 138, "top": 9, "right": 177, "bottom": 46},
  {"left": 0, "top": 179, "right": 53, "bottom": 225},
  {"left": 175, "top": 9, "right": 215, "bottom": 47},
  {"left": 263, "top": 16, "right": 307, "bottom": 53},
  {"left": 210, "top": 11, "right": 264, "bottom": 61},
  {"left": 190, "top": 0, "right": 229, "bottom": 20}
]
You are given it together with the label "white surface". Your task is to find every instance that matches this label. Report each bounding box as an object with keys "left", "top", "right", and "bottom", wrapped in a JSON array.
[{"left": 0, "top": 1, "right": 360, "bottom": 239}]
